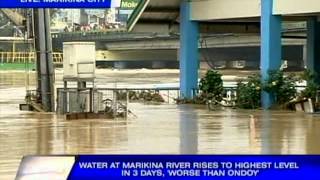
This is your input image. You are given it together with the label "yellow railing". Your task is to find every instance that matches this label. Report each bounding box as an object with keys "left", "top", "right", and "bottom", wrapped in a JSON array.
[
  {"left": 0, "top": 52, "right": 63, "bottom": 64},
  {"left": 52, "top": 52, "right": 63, "bottom": 64}
]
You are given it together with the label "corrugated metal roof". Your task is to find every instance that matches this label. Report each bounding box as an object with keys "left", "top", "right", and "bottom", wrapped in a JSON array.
[
  {"left": 147, "top": 0, "right": 180, "bottom": 8},
  {"left": 138, "top": 0, "right": 180, "bottom": 23}
]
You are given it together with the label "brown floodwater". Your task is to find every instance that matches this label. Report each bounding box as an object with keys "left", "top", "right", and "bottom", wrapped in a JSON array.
[{"left": 0, "top": 70, "right": 320, "bottom": 179}]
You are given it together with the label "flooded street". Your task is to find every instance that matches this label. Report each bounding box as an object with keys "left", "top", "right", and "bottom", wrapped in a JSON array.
[{"left": 1, "top": 70, "right": 320, "bottom": 179}]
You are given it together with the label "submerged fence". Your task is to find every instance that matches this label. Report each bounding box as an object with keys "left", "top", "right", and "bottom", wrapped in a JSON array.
[{"left": 56, "top": 87, "right": 181, "bottom": 116}]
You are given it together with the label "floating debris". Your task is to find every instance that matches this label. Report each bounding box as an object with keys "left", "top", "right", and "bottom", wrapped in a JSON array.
[{"left": 116, "top": 90, "right": 165, "bottom": 103}]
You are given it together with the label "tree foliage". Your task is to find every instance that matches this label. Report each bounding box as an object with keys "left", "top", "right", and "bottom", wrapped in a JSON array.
[
  {"left": 237, "top": 74, "right": 261, "bottom": 109},
  {"left": 263, "top": 70, "right": 297, "bottom": 106},
  {"left": 298, "top": 70, "right": 319, "bottom": 100},
  {"left": 199, "top": 70, "right": 224, "bottom": 102}
]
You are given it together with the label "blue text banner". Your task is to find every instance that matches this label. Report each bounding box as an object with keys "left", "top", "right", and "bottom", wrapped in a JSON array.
[
  {"left": 65, "top": 155, "right": 320, "bottom": 180},
  {"left": 0, "top": 0, "right": 121, "bottom": 8}
]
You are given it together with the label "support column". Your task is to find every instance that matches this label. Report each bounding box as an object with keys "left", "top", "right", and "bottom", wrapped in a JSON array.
[
  {"left": 44, "top": 9, "right": 55, "bottom": 112},
  {"left": 34, "top": 9, "right": 54, "bottom": 112},
  {"left": 261, "top": 0, "right": 282, "bottom": 109},
  {"left": 307, "top": 17, "right": 320, "bottom": 84},
  {"left": 180, "top": 0, "right": 199, "bottom": 99}
]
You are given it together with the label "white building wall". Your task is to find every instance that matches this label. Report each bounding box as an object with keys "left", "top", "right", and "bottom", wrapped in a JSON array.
[
  {"left": 273, "top": 0, "right": 320, "bottom": 15},
  {"left": 191, "top": 0, "right": 261, "bottom": 21},
  {"left": 191, "top": 0, "right": 320, "bottom": 21}
]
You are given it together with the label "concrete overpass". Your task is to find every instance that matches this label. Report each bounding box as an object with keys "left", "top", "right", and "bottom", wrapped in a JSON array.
[
  {"left": 49, "top": 0, "right": 309, "bottom": 71},
  {"left": 191, "top": 0, "right": 320, "bottom": 21},
  {"left": 2, "top": 0, "right": 320, "bottom": 109},
  {"left": 175, "top": 0, "right": 320, "bottom": 109},
  {"left": 51, "top": 31, "right": 306, "bottom": 70}
]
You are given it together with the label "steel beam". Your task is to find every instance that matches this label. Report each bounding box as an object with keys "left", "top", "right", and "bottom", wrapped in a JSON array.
[{"left": 0, "top": 9, "right": 25, "bottom": 26}]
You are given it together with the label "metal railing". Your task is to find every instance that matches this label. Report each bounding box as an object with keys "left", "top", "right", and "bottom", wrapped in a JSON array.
[
  {"left": 0, "top": 52, "right": 63, "bottom": 64},
  {"left": 56, "top": 87, "right": 181, "bottom": 116},
  {"left": 52, "top": 53, "right": 63, "bottom": 64}
]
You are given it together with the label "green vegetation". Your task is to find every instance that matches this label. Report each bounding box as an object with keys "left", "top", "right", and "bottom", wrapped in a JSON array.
[
  {"left": 0, "top": 63, "right": 35, "bottom": 71},
  {"left": 185, "top": 69, "right": 319, "bottom": 110},
  {"left": 298, "top": 70, "right": 319, "bottom": 101},
  {"left": 263, "top": 70, "right": 297, "bottom": 107},
  {"left": 199, "top": 70, "right": 224, "bottom": 104},
  {"left": 176, "top": 70, "right": 224, "bottom": 105},
  {"left": 236, "top": 70, "right": 298, "bottom": 109},
  {"left": 237, "top": 74, "right": 262, "bottom": 109}
]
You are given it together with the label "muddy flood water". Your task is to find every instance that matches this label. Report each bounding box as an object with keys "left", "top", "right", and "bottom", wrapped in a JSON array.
[{"left": 1, "top": 69, "right": 320, "bottom": 179}]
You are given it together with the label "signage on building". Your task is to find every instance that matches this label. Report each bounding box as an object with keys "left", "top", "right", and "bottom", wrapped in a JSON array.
[
  {"left": 85, "top": 9, "right": 105, "bottom": 18},
  {"left": 121, "top": 0, "right": 140, "bottom": 10}
]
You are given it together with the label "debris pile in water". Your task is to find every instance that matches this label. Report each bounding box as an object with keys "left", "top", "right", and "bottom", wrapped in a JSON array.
[{"left": 116, "top": 91, "right": 165, "bottom": 103}]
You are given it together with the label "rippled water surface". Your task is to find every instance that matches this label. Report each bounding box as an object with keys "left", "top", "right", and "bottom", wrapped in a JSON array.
[{"left": 0, "top": 70, "right": 320, "bottom": 179}]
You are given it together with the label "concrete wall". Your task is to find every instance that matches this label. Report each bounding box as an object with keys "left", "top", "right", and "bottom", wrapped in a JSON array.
[
  {"left": 191, "top": 0, "right": 320, "bottom": 21},
  {"left": 132, "top": 23, "right": 179, "bottom": 34},
  {"left": 200, "top": 46, "right": 304, "bottom": 70},
  {"left": 191, "top": 0, "right": 260, "bottom": 21},
  {"left": 274, "top": 0, "right": 320, "bottom": 15},
  {"left": 96, "top": 49, "right": 178, "bottom": 61},
  {"left": 94, "top": 46, "right": 303, "bottom": 70}
]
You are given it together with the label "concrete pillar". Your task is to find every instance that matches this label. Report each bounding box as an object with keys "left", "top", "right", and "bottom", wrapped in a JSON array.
[
  {"left": 34, "top": 9, "right": 54, "bottom": 112},
  {"left": 180, "top": 0, "right": 199, "bottom": 99},
  {"left": 260, "top": 0, "right": 282, "bottom": 109},
  {"left": 307, "top": 17, "right": 320, "bottom": 83}
]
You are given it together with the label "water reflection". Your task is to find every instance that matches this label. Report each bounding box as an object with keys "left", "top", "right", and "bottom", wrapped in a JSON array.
[
  {"left": 260, "top": 111, "right": 272, "bottom": 154},
  {"left": 179, "top": 105, "right": 198, "bottom": 154},
  {"left": 249, "top": 114, "right": 260, "bottom": 153},
  {"left": 306, "top": 118, "right": 320, "bottom": 154}
]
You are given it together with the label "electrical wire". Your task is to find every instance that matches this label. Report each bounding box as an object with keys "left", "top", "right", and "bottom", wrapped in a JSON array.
[{"left": 200, "top": 36, "right": 215, "bottom": 69}]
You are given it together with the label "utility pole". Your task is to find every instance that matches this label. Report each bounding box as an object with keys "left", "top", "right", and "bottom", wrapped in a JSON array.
[{"left": 33, "top": 9, "right": 54, "bottom": 112}]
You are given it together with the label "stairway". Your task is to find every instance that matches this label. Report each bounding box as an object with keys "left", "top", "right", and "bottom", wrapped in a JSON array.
[{"left": 0, "top": 9, "right": 25, "bottom": 26}]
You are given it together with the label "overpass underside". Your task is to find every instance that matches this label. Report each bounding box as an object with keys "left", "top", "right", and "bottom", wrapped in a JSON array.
[
  {"left": 94, "top": 45, "right": 304, "bottom": 70},
  {"left": 51, "top": 31, "right": 306, "bottom": 70}
]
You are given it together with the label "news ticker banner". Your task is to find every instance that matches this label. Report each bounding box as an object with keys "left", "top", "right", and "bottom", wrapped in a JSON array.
[
  {"left": 16, "top": 155, "right": 320, "bottom": 180},
  {"left": 0, "top": 0, "right": 121, "bottom": 8}
]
